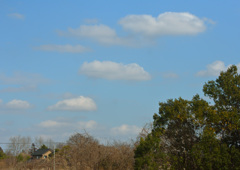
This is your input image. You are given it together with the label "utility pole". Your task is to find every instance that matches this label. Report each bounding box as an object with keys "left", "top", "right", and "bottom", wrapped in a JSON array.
[{"left": 54, "top": 144, "right": 55, "bottom": 170}]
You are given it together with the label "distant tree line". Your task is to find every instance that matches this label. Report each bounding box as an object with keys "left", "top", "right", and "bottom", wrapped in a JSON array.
[{"left": 0, "top": 133, "right": 135, "bottom": 169}]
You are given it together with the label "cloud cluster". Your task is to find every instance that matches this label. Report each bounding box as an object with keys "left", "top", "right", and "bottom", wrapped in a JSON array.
[
  {"left": 119, "top": 12, "right": 206, "bottom": 37},
  {"left": 196, "top": 61, "right": 240, "bottom": 77},
  {"left": 57, "top": 12, "right": 207, "bottom": 47},
  {"left": 34, "top": 12, "right": 208, "bottom": 50},
  {"left": 48, "top": 96, "right": 97, "bottom": 111},
  {"left": 79, "top": 60, "right": 151, "bottom": 81},
  {"left": 35, "top": 44, "right": 90, "bottom": 53}
]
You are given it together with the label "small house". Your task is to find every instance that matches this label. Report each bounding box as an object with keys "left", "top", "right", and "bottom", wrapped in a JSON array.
[{"left": 32, "top": 149, "right": 52, "bottom": 159}]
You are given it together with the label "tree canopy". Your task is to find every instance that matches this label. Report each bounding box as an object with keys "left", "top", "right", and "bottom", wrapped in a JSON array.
[{"left": 134, "top": 65, "right": 240, "bottom": 169}]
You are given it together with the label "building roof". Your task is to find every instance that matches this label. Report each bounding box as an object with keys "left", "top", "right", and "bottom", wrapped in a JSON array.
[{"left": 32, "top": 149, "right": 52, "bottom": 156}]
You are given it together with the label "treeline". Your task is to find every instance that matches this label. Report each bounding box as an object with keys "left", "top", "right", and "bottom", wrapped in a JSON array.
[
  {"left": 0, "top": 133, "right": 135, "bottom": 169},
  {"left": 1, "top": 65, "right": 240, "bottom": 170}
]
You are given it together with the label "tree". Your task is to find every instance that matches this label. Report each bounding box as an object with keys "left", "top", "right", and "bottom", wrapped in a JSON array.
[
  {"left": 55, "top": 132, "right": 135, "bottom": 170},
  {"left": 151, "top": 96, "right": 204, "bottom": 169},
  {"left": 134, "top": 65, "right": 240, "bottom": 169},
  {"left": 134, "top": 129, "right": 169, "bottom": 169},
  {"left": 66, "top": 132, "right": 100, "bottom": 169},
  {"left": 203, "top": 65, "right": 240, "bottom": 148},
  {"left": 39, "top": 144, "right": 48, "bottom": 149},
  {"left": 7, "top": 136, "right": 31, "bottom": 156},
  {"left": 0, "top": 147, "right": 6, "bottom": 159},
  {"left": 34, "top": 136, "right": 44, "bottom": 149}
]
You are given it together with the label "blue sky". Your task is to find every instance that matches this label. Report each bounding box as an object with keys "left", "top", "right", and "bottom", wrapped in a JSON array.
[{"left": 0, "top": 0, "right": 240, "bottom": 144}]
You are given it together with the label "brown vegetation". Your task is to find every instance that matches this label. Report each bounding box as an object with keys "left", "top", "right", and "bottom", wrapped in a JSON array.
[{"left": 0, "top": 132, "right": 135, "bottom": 170}]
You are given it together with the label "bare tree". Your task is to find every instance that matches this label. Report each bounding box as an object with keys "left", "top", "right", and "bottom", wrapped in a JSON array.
[
  {"left": 34, "top": 136, "right": 44, "bottom": 149},
  {"left": 54, "top": 132, "right": 135, "bottom": 170},
  {"left": 7, "top": 136, "right": 31, "bottom": 156},
  {"left": 44, "top": 138, "right": 55, "bottom": 149}
]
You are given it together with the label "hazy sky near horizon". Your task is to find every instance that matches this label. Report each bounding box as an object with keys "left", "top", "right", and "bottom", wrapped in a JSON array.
[{"left": 0, "top": 0, "right": 240, "bottom": 144}]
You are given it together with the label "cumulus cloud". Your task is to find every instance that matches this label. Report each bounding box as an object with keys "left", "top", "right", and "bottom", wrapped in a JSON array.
[
  {"left": 35, "top": 44, "right": 90, "bottom": 53},
  {"left": 59, "top": 12, "right": 207, "bottom": 46},
  {"left": 119, "top": 12, "right": 206, "bottom": 37},
  {"left": 111, "top": 124, "right": 142, "bottom": 135},
  {"left": 6, "top": 99, "right": 31, "bottom": 109},
  {"left": 59, "top": 24, "right": 131, "bottom": 46},
  {"left": 47, "top": 96, "right": 97, "bottom": 111},
  {"left": 79, "top": 60, "right": 151, "bottom": 81},
  {"left": 8, "top": 13, "right": 25, "bottom": 20},
  {"left": 196, "top": 61, "right": 240, "bottom": 77}
]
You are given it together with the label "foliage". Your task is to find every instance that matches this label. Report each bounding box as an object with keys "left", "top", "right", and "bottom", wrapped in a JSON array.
[
  {"left": 134, "top": 129, "right": 169, "bottom": 169},
  {"left": 16, "top": 153, "right": 31, "bottom": 162},
  {"left": 39, "top": 144, "right": 48, "bottom": 149},
  {"left": 203, "top": 65, "right": 240, "bottom": 148},
  {"left": 134, "top": 65, "right": 240, "bottom": 169},
  {"left": 0, "top": 147, "right": 6, "bottom": 159}
]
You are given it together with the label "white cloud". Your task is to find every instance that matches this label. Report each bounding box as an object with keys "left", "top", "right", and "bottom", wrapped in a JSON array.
[
  {"left": 119, "top": 12, "right": 206, "bottom": 37},
  {"left": 6, "top": 99, "right": 31, "bottom": 109},
  {"left": 79, "top": 60, "right": 151, "bottom": 81},
  {"left": 59, "top": 12, "right": 207, "bottom": 46},
  {"left": 8, "top": 13, "right": 25, "bottom": 20},
  {"left": 196, "top": 61, "right": 240, "bottom": 77},
  {"left": 47, "top": 96, "right": 97, "bottom": 111},
  {"left": 60, "top": 24, "right": 130, "bottom": 46},
  {"left": 111, "top": 124, "right": 142, "bottom": 135},
  {"left": 35, "top": 44, "right": 90, "bottom": 53}
]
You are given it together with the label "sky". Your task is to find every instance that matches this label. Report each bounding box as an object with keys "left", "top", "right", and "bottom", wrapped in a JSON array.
[{"left": 0, "top": 0, "right": 240, "bottom": 145}]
